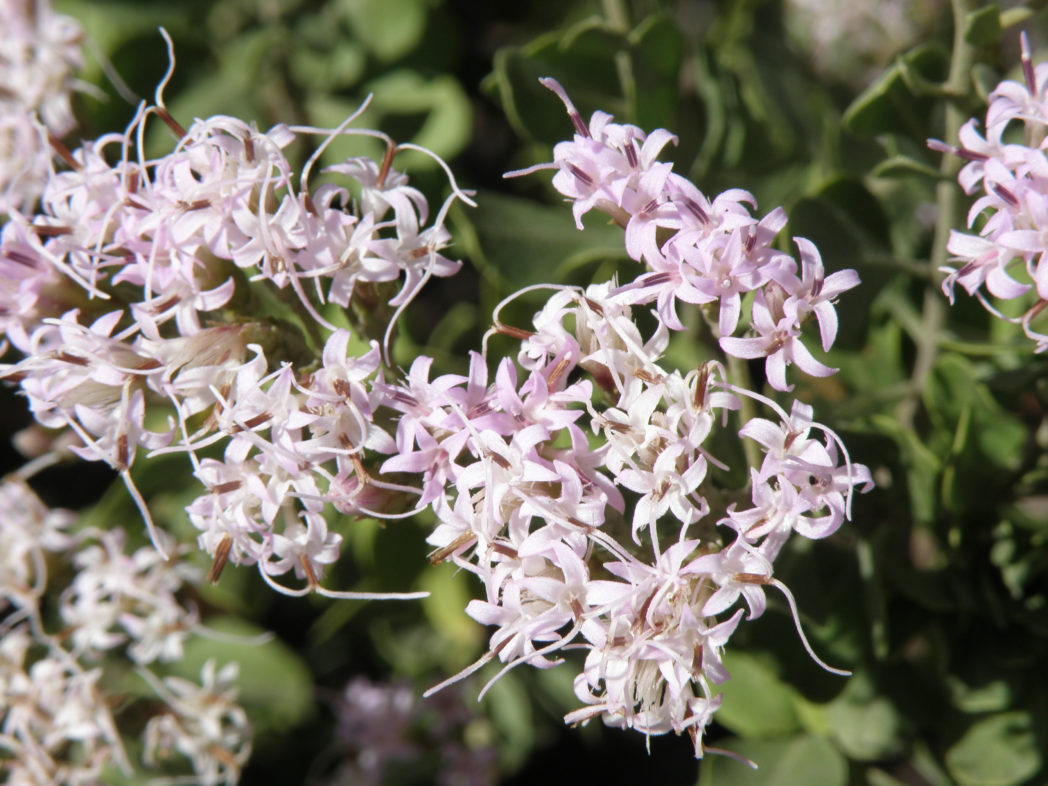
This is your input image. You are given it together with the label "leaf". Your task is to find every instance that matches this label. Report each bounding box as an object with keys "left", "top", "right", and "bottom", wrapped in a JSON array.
[
  {"left": 368, "top": 72, "right": 472, "bottom": 164},
  {"left": 54, "top": 0, "right": 185, "bottom": 76},
  {"left": 822, "top": 670, "right": 907, "bottom": 762},
  {"left": 963, "top": 6, "right": 1003, "bottom": 47},
  {"left": 947, "top": 674, "right": 1012, "bottom": 714},
  {"left": 304, "top": 71, "right": 472, "bottom": 172},
  {"left": 419, "top": 563, "right": 485, "bottom": 655},
  {"left": 715, "top": 651, "right": 802, "bottom": 738},
  {"left": 288, "top": 40, "right": 366, "bottom": 92},
  {"left": 972, "top": 63, "right": 1002, "bottom": 104},
  {"left": 336, "top": 0, "right": 428, "bottom": 63},
  {"left": 871, "top": 155, "right": 948, "bottom": 180},
  {"left": 150, "top": 25, "right": 288, "bottom": 156},
  {"left": 628, "top": 15, "right": 686, "bottom": 130},
  {"left": 466, "top": 190, "right": 628, "bottom": 291},
  {"left": 487, "top": 24, "right": 627, "bottom": 137},
  {"left": 844, "top": 45, "right": 948, "bottom": 137},
  {"left": 869, "top": 413, "right": 942, "bottom": 525},
  {"left": 925, "top": 353, "right": 1028, "bottom": 490},
  {"left": 483, "top": 670, "right": 537, "bottom": 772},
  {"left": 945, "top": 712, "right": 1041, "bottom": 786},
  {"left": 699, "top": 734, "right": 847, "bottom": 786}
]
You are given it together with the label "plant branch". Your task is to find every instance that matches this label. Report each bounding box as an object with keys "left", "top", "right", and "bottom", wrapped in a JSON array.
[{"left": 896, "top": 0, "right": 974, "bottom": 430}]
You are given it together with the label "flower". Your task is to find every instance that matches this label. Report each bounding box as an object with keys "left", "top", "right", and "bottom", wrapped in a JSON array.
[{"left": 930, "top": 32, "right": 1048, "bottom": 348}]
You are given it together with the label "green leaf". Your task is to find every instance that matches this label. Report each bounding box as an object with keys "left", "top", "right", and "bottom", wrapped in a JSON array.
[
  {"left": 483, "top": 670, "right": 536, "bottom": 772},
  {"left": 869, "top": 413, "right": 942, "bottom": 525},
  {"left": 305, "top": 71, "right": 471, "bottom": 172},
  {"left": 699, "top": 734, "right": 847, "bottom": 786},
  {"left": 715, "top": 651, "right": 802, "bottom": 738},
  {"left": 925, "top": 353, "right": 1028, "bottom": 481},
  {"left": 844, "top": 45, "right": 947, "bottom": 137},
  {"left": 820, "top": 671, "right": 906, "bottom": 761},
  {"left": 54, "top": 0, "right": 185, "bottom": 78},
  {"left": 368, "top": 71, "right": 472, "bottom": 164},
  {"left": 168, "top": 617, "right": 314, "bottom": 734},
  {"left": 947, "top": 674, "right": 1012, "bottom": 714},
  {"left": 870, "top": 155, "right": 948, "bottom": 180},
  {"left": 485, "top": 22, "right": 626, "bottom": 143},
  {"left": 419, "top": 563, "right": 485, "bottom": 656},
  {"left": 945, "top": 712, "right": 1041, "bottom": 786},
  {"left": 288, "top": 40, "right": 366, "bottom": 92},
  {"left": 963, "top": 6, "right": 1003, "bottom": 47},
  {"left": 466, "top": 190, "right": 627, "bottom": 291},
  {"left": 972, "top": 63, "right": 1002, "bottom": 104},
  {"left": 628, "top": 15, "right": 686, "bottom": 130},
  {"left": 337, "top": 0, "right": 428, "bottom": 62},
  {"left": 151, "top": 25, "right": 289, "bottom": 155}
]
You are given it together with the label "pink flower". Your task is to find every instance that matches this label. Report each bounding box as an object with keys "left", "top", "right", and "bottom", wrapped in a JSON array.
[{"left": 719, "top": 290, "right": 836, "bottom": 391}]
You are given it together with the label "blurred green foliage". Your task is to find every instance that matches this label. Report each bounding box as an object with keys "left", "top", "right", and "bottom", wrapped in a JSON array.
[{"left": 32, "top": 0, "right": 1048, "bottom": 784}]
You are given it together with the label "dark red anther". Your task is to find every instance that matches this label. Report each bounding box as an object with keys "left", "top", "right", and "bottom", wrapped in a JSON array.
[
  {"left": 624, "top": 135, "right": 639, "bottom": 169},
  {"left": 491, "top": 542, "right": 519, "bottom": 559},
  {"left": 57, "top": 352, "right": 89, "bottom": 366},
  {"left": 428, "top": 531, "right": 477, "bottom": 565},
  {"left": 5, "top": 249, "right": 39, "bottom": 267},
  {"left": 569, "top": 111, "right": 590, "bottom": 139},
  {"left": 207, "top": 535, "right": 233, "bottom": 583},
  {"left": 116, "top": 434, "right": 129, "bottom": 469},
  {"left": 682, "top": 197, "right": 709, "bottom": 224},
  {"left": 567, "top": 163, "right": 593, "bottom": 186},
  {"left": 211, "top": 480, "right": 243, "bottom": 495},
  {"left": 31, "top": 224, "right": 72, "bottom": 238},
  {"left": 694, "top": 364, "right": 710, "bottom": 410},
  {"left": 1022, "top": 33, "right": 1038, "bottom": 95},
  {"left": 991, "top": 182, "right": 1020, "bottom": 207}
]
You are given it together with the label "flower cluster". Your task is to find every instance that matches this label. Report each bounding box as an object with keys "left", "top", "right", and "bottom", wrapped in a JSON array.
[
  {"left": 389, "top": 79, "right": 871, "bottom": 756},
  {"left": 929, "top": 32, "right": 1048, "bottom": 349},
  {"left": 0, "top": 0, "right": 85, "bottom": 214},
  {"left": 0, "top": 475, "right": 251, "bottom": 785},
  {"left": 0, "top": 34, "right": 872, "bottom": 763},
  {"left": 514, "top": 78, "right": 860, "bottom": 392},
  {"left": 140, "top": 660, "right": 252, "bottom": 786},
  {"left": 0, "top": 43, "right": 472, "bottom": 593},
  {"left": 322, "top": 676, "right": 496, "bottom": 786}
]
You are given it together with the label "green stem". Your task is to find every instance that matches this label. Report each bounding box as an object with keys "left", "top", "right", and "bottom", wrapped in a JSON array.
[
  {"left": 896, "top": 0, "right": 974, "bottom": 429},
  {"left": 601, "top": 0, "right": 636, "bottom": 121}
]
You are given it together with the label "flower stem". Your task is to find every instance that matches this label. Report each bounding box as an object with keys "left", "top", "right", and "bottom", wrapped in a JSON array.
[{"left": 897, "top": 0, "right": 974, "bottom": 429}]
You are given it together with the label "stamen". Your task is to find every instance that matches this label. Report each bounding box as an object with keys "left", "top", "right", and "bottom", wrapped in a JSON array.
[
  {"left": 568, "top": 163, "right": 593, "bottom": 186},
  {"left": 207, "top": 535, "right": 234, "bottom": 583},
  {"left": 495, "top": 322, "right": 535, "bottom": 341},
  {"left": 1021, "top": 31, "right": 1037, "bottom": 95},
  {"left": 154, "top": 106, "right": 187, "bottom": 138},
  {"left": 539, "top": 77, "right": 591, "bottom": 139},
  {"left": 682, "top": 197, "right": 709, "bottom": 224},
  {"left": 48, "top": 134, "right": 78, "bottom": 169},
  {"left": 624, "top": 134, "right": 639, "bottom": 169},
  {"left": 991, "top": 182, "right": 1020, "bottom": 207},
  {"left": 377, "top": 141, "right": 397, "bottom": 189}
]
